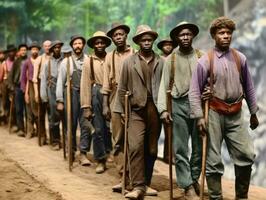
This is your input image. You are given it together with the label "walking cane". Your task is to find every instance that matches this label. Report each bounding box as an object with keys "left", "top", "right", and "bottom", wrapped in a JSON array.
[
  {"left": 122, "top": 91, "right": 130, "bottom": 195},
  {"left": 200, "top": 100, "right": 209, "bottom": 200},
  {"left": 66, "top": 57, "right": 73, "bottom": 171},
  {"left": 166, "top": 90, "right": 173, "bottom": 200},
  {"left": 8, "top": 94, "right": 14, "bottom": 134},
  {"left": 37, "top": 82, "right": 42, "bottom": 146}
]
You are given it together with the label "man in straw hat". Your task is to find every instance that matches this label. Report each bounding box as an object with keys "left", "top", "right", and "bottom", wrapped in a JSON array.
[
  {"left": 56, "top": 35, "right": 92, "bottom": 165},
  {"left": 113, "top": 24, "right": 164, "bottom": 199},
  {"left": 157, "top": 38, "right": 176, "bottom": 58},
  {"left": 80, "top": 31, "right": 112, "bottom": 174},
  {"left": 102, "top": 22, "right": 135, "bottom": 175},
  {"left": 8, "top": 43, "right": 28, "bottom": 137},
  {"left": 40, "top": 40, "right": 63, "bottom": 150},
  {"left": 189, "top": 16, "right": 259, "bottom": 200},
  {"left": 21, "top": 41, "right": 41, "bottom": 139},
  {"left": 32, "top": 40, "right": 52, "bottom": 144},
  {"left": 158, "top": 21, "right": 203, "bottom": 199}
]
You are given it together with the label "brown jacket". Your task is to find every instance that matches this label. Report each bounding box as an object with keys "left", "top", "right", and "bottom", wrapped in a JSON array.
[{"left": 113, "top": 52, "right": 164, "bottom": 114}]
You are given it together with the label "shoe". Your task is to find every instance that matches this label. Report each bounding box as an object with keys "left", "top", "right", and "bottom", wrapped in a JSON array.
[
  {"left": 12, "top": 126, "right": 19, "bottom": 133},
  {"left": 185, "top": 185, "right": 199, "bottom": 200},
  {"left": 112, "top": 182, "right": 122, "bottom": 193},
  {"left": 193, "top": 181, "right": 200, "bottom": 196},
  {"left": 51, "top": 143, "right": 60, "bottom": 151},
  {"left": 125, "top": 189, "right": 144, "bottom": 199},
  {"left": 17, "top": 130, "right": 25, "bottom": 137},
  {"left": 95, "top": 162, "right": 106, "bottom": 174},
  {"left": 79, "top": 153, "right": 91, "bottom": 166},
  {"left": 145, "top": 186, "right": 158, "bottom": 196}
]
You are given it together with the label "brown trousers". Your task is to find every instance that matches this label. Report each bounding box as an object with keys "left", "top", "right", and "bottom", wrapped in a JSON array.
[{"left": 127, "top": 99, "right": 161, "bottom": 190}]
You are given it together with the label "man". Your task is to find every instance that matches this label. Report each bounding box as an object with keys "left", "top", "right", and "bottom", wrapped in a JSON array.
[
  {"left": 0, "top": 48, "right": 6, "bottom": 121},
  {"left": 189, "top": 16, "right": 259, "bottom": 200},
  {"left": 32, "top": 40, "right": 51, "bottom": 144},
  {"left": 157, "top": 22, "right": 203, "bottom": 200},
  {"left": 80, "top": 31, "right": 112, "bottom": 173},
  {"left": 157, "top": 38, "right": 176, "bottom": 58},
  {"left": 56, "top": 35, "right": 92, "bottom": 165},
  {"left": 21, "top": 42, "right": 41, "bottom": 139},
  {"left": 102, "top": 22, "right": 135, "bottom": 178},
  {"left": 0, "top": 45, "right": 17, "bottom": 126},
  {"left": 8, "top": 44, "right": 28, "bottom": 136},
  {"left": 40, "top": 40, "right": 63, "bottom": 150},
  {"left": 113, "top": 25, "right": 164, "bottom": 199}
]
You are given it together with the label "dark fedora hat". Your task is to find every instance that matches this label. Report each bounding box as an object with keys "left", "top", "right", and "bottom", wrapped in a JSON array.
[
  {"left": 106, "top": 22, "right": 130, "bottom": 37},
  {"left": 69, "top": 35, "right": 86, "bottom": 47},
  {"left": 29, "top": 41, "right": 41, "bottom": 50},
  {"left": 87, "top": 31, "right": 112, "bottom": 48},
  {"left": 157, "top": 38, "right": 177, "bottom": 50},
  {"left": 170, "top": 21, "right": 199, "bottom": 41},
  {"left": 49, "top": 40, "right": 64, "bottom": 52},
  {"left": 18, "top": 43, "right": 28, "bottom": 50},
  {"left": 61, "top": 45, "right": 72, "bottom": 54},
  {"left": 132, "top": 25, "right": 158, "bottom": 44},
  {"left": 5, "top": 44, "right": 17, "bottom": 53}
]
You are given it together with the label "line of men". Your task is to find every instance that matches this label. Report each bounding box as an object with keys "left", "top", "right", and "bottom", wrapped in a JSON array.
[{"left": 0, "top": 16, "right": 259, "bottom": 200}]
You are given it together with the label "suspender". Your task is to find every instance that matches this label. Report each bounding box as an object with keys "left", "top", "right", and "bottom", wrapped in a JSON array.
[
  {"left": 90, "top": 56, "right": 95, "bottom": 84},
  {"left": 168, "top": 53, "right": 176, "bottom": 91},
  {"left": 47, "top": 58, "right": 52, "bottom": 87}
]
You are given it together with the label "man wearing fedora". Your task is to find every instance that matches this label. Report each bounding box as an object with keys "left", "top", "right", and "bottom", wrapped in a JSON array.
[
  {"left": 56, "top": 35, "right": 92, "bottom": 165},
  {"left": 40, "top": 40, "right": 63, "bottom": 150},
  {"left": 8, "top": 44, "right": 28, "bottom": 137},
  {"left": 157, "top": 38, "right": 176, "bottom": 58},
  {"left": 1, "top": 45, "right": 17, "bottom": 126},
  {"left": 32, "top": 40, "right": 52, "bottom": 144},
  {"left": 102, "top": 22, "right": 135, "bottom": 179},
  {"left": 157, "top": 21, "right": 203, "bottom": 199},
  {"left": 21, "top": 42, "right": 41, "bottom": 139},
  {"left": 81, "top": 31, "right": 112, "bottom": 173},
  {"left": 113, "top": 24, "right": 164, "bottom": 199},
  {"left": 189, "top": 16, "right": 259, "bottom": 200}
]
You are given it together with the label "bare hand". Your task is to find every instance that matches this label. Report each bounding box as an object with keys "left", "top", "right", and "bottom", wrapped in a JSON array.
[
  {"left": 57, "top": 102, "right": 64, "bottom": 111},
  {"left": 197, "top": 118, "right": 207, "bottom": 136},
  {"left": 250, "top": 114, "right": 259, "bottom": 130},
  {"left": 83, "top": 108, "right": 93, "bottom": 121},
  {"left": 102, "top": 105, "right": 111, "bottom": 121},
  {"left": 121, "top": 113, "right": 125, "bottom": 125},
  {"left": 201, "top": 86, "right": 213, "bottom": 101},
  {"left": 161, "top": 111, "right": 172, "bottom": 124}
]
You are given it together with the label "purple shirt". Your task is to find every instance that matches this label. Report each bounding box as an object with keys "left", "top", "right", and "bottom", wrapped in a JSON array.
[
  {"left": 20, "top": 58, "right": 34, "bottom": 92},
  {"left": 189, "top": 48, "right": 258, "bottom": 118}
]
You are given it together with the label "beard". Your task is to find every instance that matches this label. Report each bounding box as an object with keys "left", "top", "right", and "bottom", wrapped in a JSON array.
[{"left": 73, "top": 47, "right": 82, "bottom": 54}]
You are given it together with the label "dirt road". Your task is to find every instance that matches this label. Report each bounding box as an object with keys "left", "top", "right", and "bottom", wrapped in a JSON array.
[{"left": 0, "top": 126, "right": 265, "bottom": 200}]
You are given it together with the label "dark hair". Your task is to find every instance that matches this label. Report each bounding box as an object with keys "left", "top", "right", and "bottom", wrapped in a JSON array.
[{"left": 210, "top": 16, "right": 236, "bottom": 38}]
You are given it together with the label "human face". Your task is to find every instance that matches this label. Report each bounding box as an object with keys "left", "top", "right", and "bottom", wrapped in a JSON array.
[
  {"left": 8, "top": 51, "right": 16, "bottom": 59},
  {"left": 72, "top": 38, "right": 84, "bottom": 55},
  {"left": 93, "top": 38, "right": 107, "bottom": 54},
  {"left": 214, "top": 27, "right": 232, "bottom": 51},
  {"left": 176, "top": 28, "right": 193, "bottom": 49},
  {"left": 138, "top": 34, "right": 154, "bottom": 52},
  {"left": 111, "top": 29, "right": 127, "bottom": 47},
  {"left": 53, "top": 44, "right": 62, "bottom": 57},
  {"left": 161, "top": 42, "right": 174, "bottom": 55},
  {"left": 19, "top": 47, "right": 27, "bottom": 57},
  {"left": 31, "top": 47, "right": 39, "bottom": 58},
  {"left": 43, "top": 40, "right": 51, "bottom": 54}
]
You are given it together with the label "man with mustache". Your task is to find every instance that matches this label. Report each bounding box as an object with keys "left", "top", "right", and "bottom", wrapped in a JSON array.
[
  {"left": 56, "top": 35, "right": 92, "bottom": 165},
  {"left": 189, "top": 16, "right": 259, "bottom": 200},
  {"left": 80, "top": 31, "right": 112, "bottom": 173},
  {"left": 21, "top": 42, "right": 41, "bottom": 139}
]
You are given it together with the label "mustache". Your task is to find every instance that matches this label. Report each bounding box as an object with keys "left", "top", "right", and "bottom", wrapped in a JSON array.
[{"left": 74, "top": 47, "right": 82, "bottom": 51}]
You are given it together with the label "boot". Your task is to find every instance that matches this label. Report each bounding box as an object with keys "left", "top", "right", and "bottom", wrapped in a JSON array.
[
  {"left": 26, "top": 121, "right": 34, "bottom": 139},
  {"left": 235, "top": 165, "right": 252, "bottom": 200},
  {"left": 206, "top": 174, "right": 223, "bottom": 200}
]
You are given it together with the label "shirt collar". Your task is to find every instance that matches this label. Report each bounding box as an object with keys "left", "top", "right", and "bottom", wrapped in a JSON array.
[
  {"left": 214, "top": 46, "right": 230, "bottom": 58},
  {"left": 137, "top": 50, "right": 155, "bottom": 64},
  {"left": 115, "top": 45, "right": 132, "bottom": 54}
]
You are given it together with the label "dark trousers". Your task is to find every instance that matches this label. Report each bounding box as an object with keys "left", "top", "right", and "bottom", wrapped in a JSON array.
[
  {"left": 127, "top": 99, "right": 161, "bottom": 191},
  {"left": 15, "top": 86, "right": 25, "bottom": 131},
  {"left": 91, "top": 84, "right": 112, "bottom": 160}
]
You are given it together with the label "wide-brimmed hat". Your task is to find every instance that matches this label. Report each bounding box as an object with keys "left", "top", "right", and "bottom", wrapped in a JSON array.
[
  {"left": 29, "top": 41, "right": 41, "bottom": 50},
  {"left": 157, "top": 38, "right": 177, "bottom": 50},
  {"left": 132, "top": 25, "right": 158, "bottom": 44},
  {"left": 61, "top": 45, "right": 72, "bottom": 53},
  {"left": 106, "top": 22, "right": 130, "bottom": 37},
  {"left": 87, "top": 31, "right": 112, "bottom": 48},
  {"left": 170, "top": 21, "right": 199, "bottom": 41},
  {"left": 49, "top": 40, "right": 64, "bottom": 52},
  {"left": 5, "top": 44, "right": 17, "bottom": 53},
  {"left": 69, "top": 35, "right": 86, "bottom": 47},
  {"left": 18, "top": 43, "right": 28, "bottom": 50}
]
